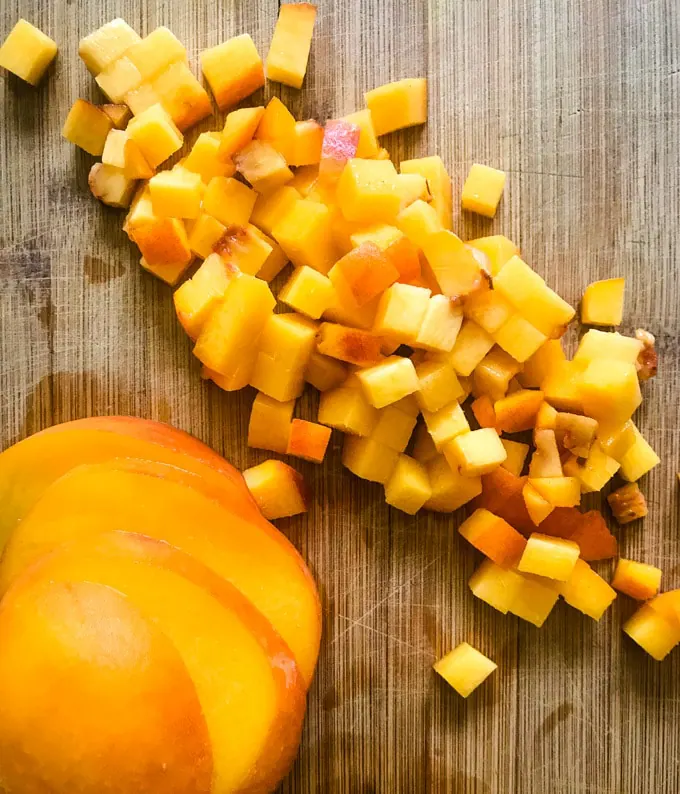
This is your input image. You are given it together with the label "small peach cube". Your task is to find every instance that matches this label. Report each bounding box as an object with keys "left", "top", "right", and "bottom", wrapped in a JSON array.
[
  {"left": 316, "top": 323, "right": 383, "bottom": 367},
  {"left": 580, "top": 359, "right": 641, "bottom": 427},
  {"left": 125, "top": 189, "right": 191, "bottom": 267},
  {"left": 422, "top": 402, "right": 470, "bottom": 451},
  {"left": 414, "top": 295, "right": 464, "bottom": 353},
  {"left": 203, "top": 176, "right": 257, "bottom": 228},
  {"left": 528, "top": 476, "right": 581, "bottom": 508},
  {"left": 469, "top": 559, "right": 524, "bottom": 615},
  {"left": 289, "top": 120, "right": 324, "bottom": 166},
  {"left": 370, "top": 402, "right": 418, "bottom": 453},
  {"left": 466, "top": 235, "right": 518, "bottom": 276},
  {"left": 400, "top": 156, "right": 452, "bottom": 229},
  {"left": 581, "top": 277, "right": 625, "bottom": 326},
  {"left": 126, "top": 103, "right": 183, "bottom": 168},
  {"left": 463, "top": 289, "right": 515, "bottom": 335},
  {"left": 494, "top": 389, "right": 544, "bottom": 434},
  {"left": 187, "top": 213, "right": 226, "bottom": 260},
  {"left": 234, "top": 140, "right": 293, "bottom": 194},
  {"left": 78, "top": 18, "right": 140, "bottom": 75},
  {"left": 149, "top": 167, "right": 204, "bottom": 219},
  {"left": 255, "top": 96, "right": 297, "bottom": 161},
  {"left": 305, "top": 352, "right": 348, "bottom": 392},
  {"left": 272, "top": 199, "right": 338, "bottom": 273},
  {"left": 0, "top": 19, "right": 57, "bottom": 85},
  {"left": 200, "top": 33, "right": 264, "bottom": 110},
  {"left": 612, "top": 559, "right": 662, "bottom": 601},
  {"left": 447, "top": 320, "right": 494, "bottom": 377},
  {"left": 318, "top": 385, "right": 378, "bottom": 436},
  {"left": 212, "top": 225, "right": 272, "bottom": 276},
  {"left": 424, "top": 455, "right": 482, "bottom": 512},
  {"left": 471, "top": 395, "right": 497, "bottom": 429},
  {"left": 560, "top": 559, "right": 617, "bottom": 621},
  {"left": 95, "top": 56, "right": 142, "bottom": 103},
  {"left": 62, "top": 100, "right": 113, "bottom": 156},
  {"left": 384, "top": 455, "right": 432, "bottom": 514},
  {"left": 522, "top": 482, "right": 554, "bottom": 526},
  {"left": 342, "top": 108, "right": 380, "bottom": 157},
  {"left": 279, "top": 266, "right": 335, "bottom": 319},
  {"left": 266, "top": 2, "right": 317, "bottom": 88},
  {"left": 243, "top": 459, "right": 308, "bottom": 520},
  {"left": 542, "top": 360, "right": 586, "bottom": 413},
  {"left": 415, "top": 360, "right": 464, "bottom": 413},
  {"left": 365, "top": 78, "right": 427, "bottom": 136},
  {"left": 518, "top": 533, "right": 580, "bottom": 581},
  {"left": 461, "top": 163, "right": 506, "bottom": 218},
  {"left": 433, "top": 642, "right": 496, "bottom": 698},
  {"left": 459, "top": 508, "right": 526, "bottom": 567},
  {"left": 373, "top": 283, "right": 431, "bottom": 343},
  {"left": 183, "top": 132, "right": 235, "bottom": 183},
  {"left": 509, "top": 573, "right": 561, "bottom": 627},
  {"left": 173, "top": 253, "right": 239, "bottom": 339},
  {"left": 88, "top": 163, "right": 136, "bottom": 209},
  {"left": 573, "top": 329, "right": 642, "bottom": 366},
  {"left": 152, "top": 60, "right": 212, "bottom": 131},
  {"left": 472, "top": 346, "right": 522, "bottom": 401},
  {"left": 219, "top": 106, "right": 265, "bottom": 161},
  {"left": 329, "top": 242, "right": 399, "bottom": 307},
  {"left": 501, "top": 439, "right": 530, "bottom": 477},
  {"left": 247, "top": 391, "right": 295, "bottom": 454},
  {"left": 421, "top": 230, "right": 483, "bottom": 299},
  {"left": 518, "top": 339, "right": 566, "bottom": 388},
  {"left": 623, "top": 604, "right": 680, "bottom": 661},
  {"left": 493, "top": 313, "right": 547, "bottom": 362},
  {"left": 286, "top": 419, "right": 331, "bottom": 463},
  {"left": 445, "top": 427, "right": 507, "bottom": 477},
  {"left": 102, "top": 129, "right": 154, "bottom": 180},
  {"left": 619, "top": 424, "right": 660, "bottom": 482},
  {"left": 336, "top": 158, "right": 401, "bottom": 222},
  {"left": 396, "top": 198, "right": 442, "bottom": 248},
  {"left": 100, "top": 103, "right": 132, "bottom": 129},
  {"left": 342, "top": 435, "right": 399, "bottom": 484},
  {"left": 126, "top": 27, "right": 186, "bottom": 81},
  {"left": 356, "top": 356, "right": 419, "bottom": 409},
  {"left": 251, "top": 185, "right": 300, "bottom": 236}
]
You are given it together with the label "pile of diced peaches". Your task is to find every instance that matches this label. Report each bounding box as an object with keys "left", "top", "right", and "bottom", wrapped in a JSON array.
[{"left": 50, "top": 5, "right": 679, "bottom": 697}]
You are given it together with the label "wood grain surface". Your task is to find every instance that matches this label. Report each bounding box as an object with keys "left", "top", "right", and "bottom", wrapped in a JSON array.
[{"left": 1, "top": 1, "right": 679, "bottom": 791}]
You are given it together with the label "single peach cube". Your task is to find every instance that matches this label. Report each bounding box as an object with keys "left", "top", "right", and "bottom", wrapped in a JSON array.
[
  {"left": 201, "top": 33, "right": 264, "bottom": 109},
  {"left": 581, "top": 277, "right": 625, "bottom": 326},
  {"left": 336, "top": 158, "right": 401, "bottom": 222},
  {"left": 447, "top": 320, "right": 495, "bottom": 377},
  {"left": 0, "top": 19, "right": 57, "bottom": 85},
  {"left": 493, "top": 314, "right": 547, "bottom": 362},
  {"left": 542, "top": 360, "right": 585, "bottom": 413},
  {"left": 535, "top": 401, "right": 558, "bottom": 430},
  {"left": 365, "top": 78, "right": 427, "bottom": 136},
  {"left": 289, "top": 120, "right": 324, "bottom": 166},
  {"left": 62, "top": 100, "right": 113, "bottom": 156},
  {"left": 458, "top": 508, "right": 526, "bottom": 567},
  {"left": 559, "top": 559, "right": 617, "bottom": 621},
  {"left": 415, "top": 360, "right": 464, "bottom": 413},
  {"left": 396, "top": 198, "right": 442, "bottom": 248},
  {"left": 279, "top": 266, "right": 334, "bottom": 319},
  {"left": 126, "top": 103, "right": 183, "bottom": 169},
  {"left": 95, "top": 56, "right": 143, "bottom": 103},
  {"left": 510, "top": 573, "right": 561, "bottom": 627},
  {"left": 401, "top": 156, "right": 452, "bottom": 229},
  {"left": 343, "top": 108, "right": 380, "bottom": 157},
  {"left": 373, "top": 282, "right": 431, "bottom": 343},
  {"left": 250, "top": 185, "right": 300, "bottom": 236},
  {"left": 183, "top": 132, "right": 235, "bottom": 183},
  {"left": 414, "top": 295, "right": 464, "bottom": 353},
  {"left": 469, "top": 559, "right": 524, "bottom": 615},
  {"left": 152, "top": 61, "right": 212, "bottom": 132},
  {"left": 125, "top": 27, "right": 186, "bottom": 81},
  {"left": 234, "top": 140, "right": 293, "bottom": 194},
  {"left": 648, "top": 591, "right": 680, "bottom": 628},
  {"left": 619, "top": 424, "right": 660, "bottom": 482},
  {"left": 466, "top": 235, "right": 518, "bottom": 276},
  {"left": 471, "top": 395, "right": 497, "bottom": 430},
  {"left": 316, "top": 323, "right": 383, "bottom": 367},
  {"left": 422, "top": 402, "right": 470, "bottom": 451},
  {"left": 424, "top": 455, "right": 482, "bottom": 512},
  {"left": 218, "top": 106, "right": 264, "bottom": 161},
  {"left": 266, "top": 2, "right": 317, "bottom": 88},
  {"left": 494, "top": 389, "right": 544, "bottom": 434},
  {"left": 243, "top": 459, "right": 308, "bottom": 520},
  {"left": 445, "top": 428, "right": 507, "bottom": 477},
  {"left": 172, "top": 253, "right": 236, "bottom": 338},
  {"left": 318, "top": 385, "right": 378, "bottom": 436},
  {"left": 356, "top": 356, "right": 419, "bottom": 409},
  {"left": 528, "top": 476, "right": 580, "bottom": 508},
  {"left": 247, "top": 391, "right": 295, "bottom": 454},
  {"left": 433, "top": 642, "right": 496, "bottom": 698},
  {"left": 522, "top": 482, "right": 554, "bottom": 526},
  {"left": 78, "top": 18, "right": 140, "bottom": 75},
  {"left": 384, "top": 455, "right": 431, "bottom": 514},
  {"left": 370, "top": 403, "right": 418, "bottom": 453},
  {"left": 319, "top": 120, "right": 361, "bottom": 184},
  {"left": 255, "top": 96, "right": 297, "bottom": 161},
  {"left": 329, "top": 242, "right": 399, "bottom": 306},
  {"left": 211, "top": 225, "right": 272, "bottom": 276},
  {"left": 272, "top": 199, "right": 338, "bottom": 273},
  {"left": 461, "top": 163, "right": 506, "bottom": 218},
  {"left": 580, "top": 359, "right": 641, "bottom": 427},
  {"left": 286, "top": 419, "right": 331, "bottom": 463},
  {"left": 572, "top": 329, "right": 642, "bottom": 366},
  {"left": 421, "top": 230, "right": 484, "bottom": 300},
  {"left": 623, "top": 604, "right": 680, "bottom": 661},
  {"left": 342, "top": 435, "right": 399, "bottom": 484},
  {"left": 186, "top": 213, "right": 226, "bottom": 260},
  {"left": 203, "top": 176, "right": 257, "bottom": 228},
  {"left": 518, "top": 533, "right": 580, "bottom": 582},
  {"left": 612, "top": 559, "right": 662, "bottom": 601},
  {"left": 149, "top": 167, "right": 204, "bottom": 219},
  {"left": 518, "top": 339, "right": 566, "bottom": 388},
  {"left": 305, "top": 352, "right": 348, "bottom": 392}
]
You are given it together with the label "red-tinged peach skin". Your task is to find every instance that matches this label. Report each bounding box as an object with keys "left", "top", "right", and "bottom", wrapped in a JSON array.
[
  {"left": 287, "top": 419, "right": 332, "bottom": 463},
  {"left": 316, "top": 322, "right": 384, "bottom": 366},
  {"left": 6, "top": 532, "right": 307, "bottom": 794},
  {"left": 0, "top": 457, "right": 321, "bottom": 687},
  {"left": 318, "top": 120, "right": 360, "bottom": 183},
  {"left": 0, "top": 579, "right": 213, "bottom": 794}
]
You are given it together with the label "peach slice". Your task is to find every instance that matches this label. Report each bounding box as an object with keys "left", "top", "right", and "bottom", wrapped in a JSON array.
[
  {"left": 4, "top": 532, "right": 306, "bottom": 794},
  {"left": 0, "top": 458, "right": 321, "bottom": 687},
  {"left": 0, "top": 579, "right": 212, "bottom": 794},
  {"left": 0, "top": 417, "right": 264, "bottom": 551}
]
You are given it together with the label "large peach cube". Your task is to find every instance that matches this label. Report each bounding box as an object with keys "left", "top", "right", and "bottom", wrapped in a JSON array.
[
  {"left": 193, "top": 274, "right": 275, "bottom": 375},
  {"left": 384, "top": 455, "right": 431, "bottom": 514},
  {"left": 95, "top": 56, "right": 142, "bottom": 103},
  {"left": 469, "top": 559, "right": 524, "bottom": 614},
  {"left": 149, "top": 167, "right": 204, "bottom": 219},
  {"left": 400, "top": 156, "right": 452, "bottom": 229},
  {"left": 612, "top": 558, "right": 662, "bottom": 600},
  {"left": 279, "top": 266, "right": 335, "bottom": 319},
  {"left": 0, "top": 19, "right": 57, "bottom": 85},
  {"left": 219, "top": 106, "right": 264, "bottom": 160},
  {"left": 329, "top": 243, "right": 399, "bottom": 306},
  {"left": 289, "top": 120, "right": 324, "bottom": 167},
  {"left": 466, "top": 235, "right": 518, "bottom": 276},
  {"left": 424, "top": 455, "right": 482, "bottom": 512},
  {"left": 459, "top": 508, "right": 526, "bottom": 567},
  {"left": 286, "top": 419, "right": 331, "bottom": 463},
  {"left": 573, "top": 329, "right": 642, "bottom": 366},
  {"left": 247, "top": 392, "right": 295, "bottom": 454},
  {"left": 88, "top": 163, "right": 136, "bottom": 209},
  {"left": 421, "top": 230, "right": 483, "bottom": 299},
  {"left": 560, "top": 559, "right": 617, "bottom": 621},
  {"left": 493, "top": 314, "right": 547, "bottom": 362},
  {"left": 342, "top": 436, "right": 399, "bottom": 484},
  {"left": 447, "top": 320, "right": 494, "bottom": 377},
  {"left": 318, "top": 386, "right": 378, "bottom": 436},
  {"left": 461, "top": 163, "right": 506, "bottom": 218},
  {"left": 422, "top": 401, "right": 470, "bottom": 451},
  {"left": 184, "top": 132, "right": 235, "bottom": 183},
  {"left": 365, "top": 78, "right": 427, "bottom": 136},
  {"left": 370, "top": 403, "right": 418, "bottom": 453},
  {"left": 493, "top": 255, "right": 575, "bottom": 338},
  {"left": 623, "top": 604, "right": 680, "bottom": 661},
  {"left": 126, "top": 27, "right": 186, "bottom": 81},
  {"left": 445, "top": 428, "right": 506, "bottom": 477},
  {"left": 342, "top": 109, "right": 380, "bottom": 158},
  {"left": 580, "top": 359, "right": 641, "bottom": 426},
  {"left": 126, "top": 103, "right": 183, "bottom": 168},
  {"left": 509, "top": 573, "right": 560, "bottom": 627},
  {"left": 433, "top": 642, "right": 496, "bottom": 698},
  {"left": 203, "top": 176, "right": 257, "bottom": 228},
  {"left": 255, "top": 96, "right": 297, "bottom": 162},
  {"left": 305, "top": 353, "right": 348, "bottom": 392},
  {"left": 152, "top": 61, "right": 212, "bottom": 132},
  {"left": 414, "top": 295, "right": 463, "bottom": 353},
  {"left": 266, "top": 2, "right": 317, "bottom": 88},
  {"left": 187, "top": 213, "right": 226, "bottom": 260},
  {"left": 336, "top": 158, "right": 401, "bottom": 222},
  {"left": 463, "top": 289, "right": 514, "bottom": 335},
  {"left": 251, "top": 186, "right": 300, "bottom": 235},
  {"left": 619, "top": 424, "right": 660, "bottom": 481},
  {"left": 542, "top": 360, "right": 585, "bottom": 413},
  {"left": 518, "top": 533, "right": 580, "bottom": 581},
  {"left": 243, "top": 459, "right": 307, "bottom": 520},
  {"left": 62, "top": 100, "right": 113, "bottom": 156},
  {"left": 396, "top": 199, "right": 442, "bottom": 248},
  {"left": 212, "top": 224, "right": 272, "bottom": 276},
  {"left": 415, "top": 360, "right": 464, "bottom": 413},
  {"left": 273, "top": 200, "right": 338, "bottom": 273},
  {"left": 234, "top": 140, "right": 293, "bottom": 194},
  {"left": 356, "top": 356, "right": 419, "bottom": 409},
  {"left": 125, "top": 190, "right": 191, "bottom": 267},
  {"left": 78, "top": 18, "right": 140, "bottom": 75},
  {"left": 373, "top": 282, "right": 431, "bottom": 343},
  {"left": 581, "top": 277, "right": 625, "bottom": 326},
  {"left": 200, "top": 33, "right": 264, "bottom": 109}
]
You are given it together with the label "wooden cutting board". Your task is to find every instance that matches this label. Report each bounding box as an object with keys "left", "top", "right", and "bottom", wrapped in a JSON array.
[{"left": 1, "top": 1, "right": 679, "bottom": 791}]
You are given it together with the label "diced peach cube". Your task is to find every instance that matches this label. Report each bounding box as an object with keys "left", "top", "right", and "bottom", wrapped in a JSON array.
[
  {"left": 465, "top": 235, "right": 518, "bottom": 276},
  {"left": 612, "top": 559, "right": 662, "bottom": 601},
  {"left": 87, "top": 163, "right": 136, "bottom": 209},
  {"left": 167, "top": 250, "right": 229, "bottom": 330},
  {"left": 152, "top": 61, "right": 212, "bottom": 131},
  {"left": 356, "top": 356, "right": 419, "bottom": 409},
  {"left": 598, "top": 420, "right": 637, "bottom": 462},
  {"left": 218, "top": 106, "right": 264, "bottom": 161},
  {"left": 279, "top": 266, "right": 334, "bottom": 319},
  {"left": 286, "top": 419, "right": 331, "bottom": 463},
  {"left": 528, "top": 476, "right": 580, "bottom": 508},
  {"left": 509, "top": 572, "right": 561, "bottom": 627},
  {"left": 421, "top": 230, "right": 484, "bottom": 299},
  {"left": 607, "top": 482, "right": 648, "bottom": 524},
  {"left": 318, "top": 385, "right": 378, "bottom": 436},
  {"left": 559, "top": 559, "right": 617, "bottom": 621},
  {"left": 422, "top": 401, "right": 470, "bottom": 451},
  {"left": 257, "top": 234, "right": 289, "bottom": 282},
  {"left": 243, "top": 459, "right": 308, "bottom": 520},
  {"left": 412, "top": 423, "right": 438, "bottom": 464},
  {"left": 126, "top": 103, "right": 183, "bottom": 168},
  {"left": 200, "top": 33, "right": 264, "bottom": 109},
  {"left": 95, "top": 55, "right": 142, "bottom": 103},
  {"left": 522, "top": 482, "right": 554, "bottom": 526},
  {"left": 446, "top": 320, "right": 495, "bottom": 377},
  {"left": 373, "top": 283, "right": 431, "bottom": 343},
  {"left": 619, "top": 424, "right": 660, "bottom": 482},
  {"left": 62, "top": 99, "right": 113, "bottom": 156},
  {"left": 100, "top": 103, "right": 132, "bottom": 129},
  {"left": 365, "top": 78, "right": 427, "bottom": 136},
  {"left": 140, "top": 255, "right": 192, "bottom": 287},
  {"left": 461, "top": 163, "right": 506, "bottom": 218},
  {"left": 78, "top": 18, "right": 140, "bottom": 75},
  {"left": 518, "top": 339, "right": 566, "bottom": 388},
  {"left": 424, "top": 455, "right": 482, "bottom": 512},
  {"left": 400, "top": 156, "right": 452, "bottom": 229},
  {"left": 445, "top": 427, "right": 506, "bottom": 477},
  {"left": 623, "top": 604, "right": 680, "bottom": 661},
  {"left": 573, "top": 329, "right": 642, "bottom": 366},
  {"left": 336, "top": 158, "right": 401, "bottom": 222},
  {"left": 648, "top": 591, "right": 680, "bottom": 628},
  {"left": 212, "top": 225, "right": 272, "bottom": 276},
  {"left": 250, "top": 185, "right": 300, "bottom": 235},
  {"left": 542, "top": 360, "right": 585, "bottom": 413},
  {"left": 472, "top": 346, "right": 522, "bottom": 401},
  {"left": 501, "top": 439, "right": 529, "bottom": 477},
  {"left": 415, "top": 360, "right": 464, "bottom": 413},
  {"left": 149, "top": 167, "right": 204, "bottom": 219},
  {"left": 459, "top": 508, "right": 526, "bottom": 567},
  {"left": 289, "top": 120, "right": 324, "bottom": 166},
  {"left": 186, "top": 213, "right": 226, "bottom": 260},
  {"left": 247, "top": 391, "right": 295, "bottom": 454},
  {"left": 201, "top": 178, "right": 256, "bottom": 230},
  {"left": 272, "top": 199, "right": 338, "bottom": 273},
  {"left": 342, "top": 435, "right": 399, "bottom": 484},
  {"left": 395, "top": 199, "right": 442, "bottom": 250},
  {"left": 319, "top": 120, "right": 361, "bottom": 184},
  {"left": 563, "top": 443, "right": 619, "bottom": 493},
  {"left": 493, "top": 313, "right": 547, "bottom": 362},
  {"left": 265, "top": 2, "right": 317, "bottom": 88},
  {"left": 183, "top": 132, "right": 235, "bottom": 183},
  {"left": 255, "top": 96, "right": 297, "bottom": 161},
  {"left": 305, "top": 352, "right": 348, "bottom": 392},
  {"left": 126, "top": 27, "right": 186, "bottom": 81},
  {"left": 471, "top": 395, "right": 497, "bottom": 429},
  {"left": 494, "top": 389, "right": 544, "bottom": 434},
  {"left": 0, "top": 19, "right": 57, "bottom": 85},
  {"left": 469, "top": 559, "right": 524, "bottom": 615},
  {"left": 234, "top": 140, "right": 293, "bottom": 194},
  {"left": 316, "top": 323, "right": 383, "bottom": 367},
  {"left": 581, "top": 277, "right": 625, "bottom": 326},
  {"left": 370, "top": 403, "right": 418, "bottom": 453},
  {"left": 102, "top": 129, "right": 154, "bottom": 180},
  {"left": 384, "top": 455, "right": 432, "bottom": 514},
  {"left": 518, "top": 533, "right": 580, "bottom": 581},
  {"left": 125, "top": 188, "right": 192, "bottom": 267},
  {"left": 413, "top": 295, "right": 463, "bottom": 353},
  {"left": 580, "top": 359, "right": 641, "bottom": 427},
  {"left": 329, "top": 243, "right": 399, "bottom": 307},
  {"left": 535, "top": 402, "right": 558, "bottom": 430},
  {"left": 463, "top": 289, "right": 514, "bottom": 335}
]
